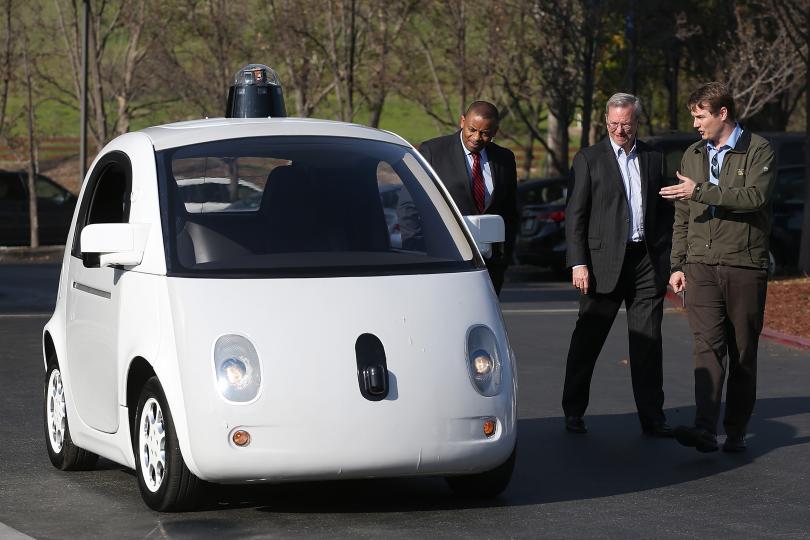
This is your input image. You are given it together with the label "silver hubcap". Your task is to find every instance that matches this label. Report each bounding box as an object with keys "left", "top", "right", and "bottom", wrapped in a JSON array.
[
  {"left": 139, "top": 397, "right": 166, "bottom": 492},
  {"left": 46, "top": 369, "right": 66, "bottom": 453}
]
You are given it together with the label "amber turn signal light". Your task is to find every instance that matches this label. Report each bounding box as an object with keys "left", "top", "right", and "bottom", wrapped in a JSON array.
[
  {"left": 483, "top": 419, "right": 497, "bottom": 437},
  {"left": 232, "top": 429, "right": 251, "bottom": 447}
]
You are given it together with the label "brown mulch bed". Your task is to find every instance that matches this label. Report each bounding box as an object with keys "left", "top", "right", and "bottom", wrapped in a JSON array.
[{"left": 764, "top": 277, "right": 810, "bottom": 340}]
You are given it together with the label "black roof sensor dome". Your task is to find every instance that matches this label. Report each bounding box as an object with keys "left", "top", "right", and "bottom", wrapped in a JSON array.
[{"left": 226, "top": 63, "right": 287, "bottom": 118}]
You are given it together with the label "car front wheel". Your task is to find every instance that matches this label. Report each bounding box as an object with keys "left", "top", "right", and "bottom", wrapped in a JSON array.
[
  {"left": 134, "top": 376, "right": 202, "bottom": 511},
  {"left": 445, "top": 446, "right": 516, "bottom": 498},
  {"left": 44, "top": 362, "right": 98, "bottom": 471}
]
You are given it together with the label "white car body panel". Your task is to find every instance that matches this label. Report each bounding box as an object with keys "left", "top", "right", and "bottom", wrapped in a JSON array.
[{"left": 43, "top": 116, "right": 517, "bottom": 486}]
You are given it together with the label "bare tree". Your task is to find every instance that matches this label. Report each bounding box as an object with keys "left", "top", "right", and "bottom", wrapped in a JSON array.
[
  {"left": 494, "top": 2, "right": 550, "bottom": 178},
  {"left": 265, "top": 0, "right": 369, "bottom": 122},
  {"left": 21, "top": 11, "right": 39, "bottom": 247},
  {"left": 723, "top": 3, "right": 805, "bottom": 121},
  {"left": 264, "top": 0, "right": 335, "bottom": 117},
  {"left": 41, "top": 0, "right": 168, "bottom": 150},
  {"left": 111, "top": 0, "right": 170, "bottom": 134},
  {"left": 361, "top": 0, "right": 419, "bottom": 128},
  {"left": 155, "top": 0, "right": 255, "bottom": 118},
  {"left": 399, "top": 0, "right": 494, "bottom": 133}
]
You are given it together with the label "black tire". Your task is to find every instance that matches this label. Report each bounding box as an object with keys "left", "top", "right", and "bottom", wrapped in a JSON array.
[
  {"left": 134, "top": 376, "right": 202, "bottom": 512},
  {"left": 446, "top": 446, "right": 516, "bottom": 498},
  {"left": 43, "top": 362, "right": 99, "bottom": 471}
]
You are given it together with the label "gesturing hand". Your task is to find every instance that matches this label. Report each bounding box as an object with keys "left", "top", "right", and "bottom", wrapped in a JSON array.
[{"left": 659, "top": 171, "right": 697, "bottom": 201}]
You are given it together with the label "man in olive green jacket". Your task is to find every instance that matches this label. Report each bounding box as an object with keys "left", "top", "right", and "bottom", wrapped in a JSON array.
[{"left": 660, "top": 82, "right": 775, "bottom": 454}]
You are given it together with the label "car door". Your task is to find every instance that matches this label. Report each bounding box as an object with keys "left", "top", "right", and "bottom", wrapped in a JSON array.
[
  {"left": 65, "top": 153, "right": 132, "bottom": 433},
  {"left": 0, "top": 172, "right": 28, "bottom": 245}
]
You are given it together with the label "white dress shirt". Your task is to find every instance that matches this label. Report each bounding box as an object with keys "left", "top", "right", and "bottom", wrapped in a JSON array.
[{"left": 609, "top": 137, "right": 644, "bottom": 243}]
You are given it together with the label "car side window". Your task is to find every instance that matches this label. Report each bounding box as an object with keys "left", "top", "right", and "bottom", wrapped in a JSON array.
[
  {"left": 71, "top": 152, "right": 133, "bottom": 259},
  {"left": 0, "top": 173, "right": 26, "bottom": 203},
  {"left": 35, "top": 176, "right": 70, "bottom": 203}
]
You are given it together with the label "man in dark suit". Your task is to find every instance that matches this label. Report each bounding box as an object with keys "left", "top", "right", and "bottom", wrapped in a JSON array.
[
  {"left": 562, "top": 93, "right": 674, "bottom": 437},
  {"left": 418, "top": 101, "right": 518, "bottom": 294}
]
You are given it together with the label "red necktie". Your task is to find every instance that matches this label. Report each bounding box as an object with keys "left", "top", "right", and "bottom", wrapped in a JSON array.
[{"left": 471, "top": 151, "right": 485, "bottom": 213}]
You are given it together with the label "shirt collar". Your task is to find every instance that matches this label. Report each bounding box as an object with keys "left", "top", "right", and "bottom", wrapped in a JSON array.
[
  {"left": 608, "top": 137, "right": 637, "bottom": 158},
  {"left": 708, "top": 123, "right": 742, "bottom": 152}
]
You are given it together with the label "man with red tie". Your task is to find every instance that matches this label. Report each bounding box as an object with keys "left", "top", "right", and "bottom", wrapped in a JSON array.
[{"left": 418, "top": 101, "right": 518, "bottom": 294}]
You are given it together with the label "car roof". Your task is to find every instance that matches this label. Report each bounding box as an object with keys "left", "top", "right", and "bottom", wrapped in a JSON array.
[{"left": 140, "top": 117, "right": 410, "bottom": 151}]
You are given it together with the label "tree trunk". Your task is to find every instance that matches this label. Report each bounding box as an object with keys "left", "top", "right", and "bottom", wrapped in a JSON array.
[
  {"left": 580, "top": 29, "right": 596, "bottom": 149},
  {"left": 522, "top": 136, "right": 533, "bottom": 180},
  {"left": 546, "top": 109, "right": 568, "bottom": 176},
  {"left": 87, "top": 10, "right": 108, "bottom": 150},
  {"left": 23, "top": 40, "right": 38, "bottom": 248}
]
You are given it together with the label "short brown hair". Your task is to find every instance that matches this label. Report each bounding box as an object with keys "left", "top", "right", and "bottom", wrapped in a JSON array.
[{"left": 687, "top": 82, "right": 736, "bottom": 120}]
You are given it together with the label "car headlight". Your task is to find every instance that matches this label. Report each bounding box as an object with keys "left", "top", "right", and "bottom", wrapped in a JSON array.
[
  {"left": 466, "top": 325, "right": 502, "bottom": 396},
  {"left": 214, "top": 334, "right": 262, "bottom": 403}
]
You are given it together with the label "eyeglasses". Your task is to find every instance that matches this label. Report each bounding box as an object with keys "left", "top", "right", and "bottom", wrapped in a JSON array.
[
  {"left": 711, "top": 153, "right": 719, "bottom": 179},
  {"left": 607, "top": 122, "right": 635, "bottom": 132}
]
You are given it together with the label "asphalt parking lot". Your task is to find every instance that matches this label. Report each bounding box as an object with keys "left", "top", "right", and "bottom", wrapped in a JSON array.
[{"left": 1, "top": 263, "right": 809, "bottom": 539}]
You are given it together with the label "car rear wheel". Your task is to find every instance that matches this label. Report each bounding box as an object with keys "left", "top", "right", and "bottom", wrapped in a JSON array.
[
  {"left": 44, "top": 362, "right": 98, "bottom": 470},
  {"left": 445, "top": 446, "right": 516, "bottom": 498},
  {"left": 134, "top": 377, "right": 202, "bottom": 511}
]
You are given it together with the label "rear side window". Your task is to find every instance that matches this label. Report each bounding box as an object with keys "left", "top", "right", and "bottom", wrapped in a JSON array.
[
  {"left": 0, "top": 173, "right": 25, "bottom": 202},
  {"left": 71, "top": 152, "right": 132, "bottom": 259}
]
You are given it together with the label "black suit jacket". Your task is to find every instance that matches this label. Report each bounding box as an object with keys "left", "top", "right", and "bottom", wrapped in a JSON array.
[
  {"left": 418, "top": 131, "right": 519, "bottom": 262},
  {"left": 565, "top": 137, "right": 673, "bottom": 294}
]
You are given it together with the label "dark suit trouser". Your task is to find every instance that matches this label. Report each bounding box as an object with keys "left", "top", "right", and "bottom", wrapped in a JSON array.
[
  {"left": 684, "top": 263, "right": 767, "bottom": 438},
  {"left": 562, "top": 245, "right": 666, "bottom": 427}
]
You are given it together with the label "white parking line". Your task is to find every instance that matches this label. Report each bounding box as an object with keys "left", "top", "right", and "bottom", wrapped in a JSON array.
[
  {"left": 0, "top": 313, "right": 50, "bottom": 319},
  {"left": 0, "top": 522, "right": 35, "bottom": 540}
]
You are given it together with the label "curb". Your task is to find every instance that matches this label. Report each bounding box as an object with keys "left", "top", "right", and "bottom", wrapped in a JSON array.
[
  {"left": 664, "top": 290, "right": 810, "bottom": 350},
  {"left": 0, "top": 246, "right": 64, "bottom": 263}
]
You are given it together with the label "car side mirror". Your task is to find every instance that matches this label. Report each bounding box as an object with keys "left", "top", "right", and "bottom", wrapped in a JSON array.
[
  {"left": 80, "top": 223, "right": 148, "bottom": 268},
  {"left": 463, "top": 214, "right": 505, "bottom": 259}
]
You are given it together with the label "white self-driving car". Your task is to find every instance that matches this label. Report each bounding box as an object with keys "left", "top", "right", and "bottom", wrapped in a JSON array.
[{"left": 42, "top": 117, "right": 517, "bottom": 511}]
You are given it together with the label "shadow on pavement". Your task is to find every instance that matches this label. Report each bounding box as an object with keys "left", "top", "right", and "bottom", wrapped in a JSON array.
[{"left": 179, "top": 396, "right": 810, "bottom": 514}]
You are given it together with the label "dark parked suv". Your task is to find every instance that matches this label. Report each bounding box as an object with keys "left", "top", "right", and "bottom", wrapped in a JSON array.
[{"left": 0, "top": 171, "right": 76, "bottom": 246}]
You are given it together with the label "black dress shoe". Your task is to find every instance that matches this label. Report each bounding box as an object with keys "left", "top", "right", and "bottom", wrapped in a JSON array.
[
  {"left": 565, "top": 416, "right": 587, "bottom": 434},
  {"left": 722, "top": 436, "right": 747, "bottom": 453},
  {"left": 642, "top": 422, "right": 674, "bottom": 438},
  {"left": 674, "top": 425, "right": 718, "bottom": 453}
]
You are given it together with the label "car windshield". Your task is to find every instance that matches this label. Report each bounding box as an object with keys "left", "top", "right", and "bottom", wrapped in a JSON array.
[{"left": 157, "top": 136, "right": 476, "bottom": 277}]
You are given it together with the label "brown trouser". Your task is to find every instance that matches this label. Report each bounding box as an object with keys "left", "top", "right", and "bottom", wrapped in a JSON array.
[{"left": 684, "top": 263, "right": 768, "bottom": 438}]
